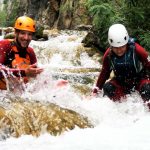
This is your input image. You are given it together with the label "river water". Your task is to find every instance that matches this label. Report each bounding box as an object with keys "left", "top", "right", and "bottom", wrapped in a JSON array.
[{"left": 0, "top": 30, "right": 150, "bottom": 150}]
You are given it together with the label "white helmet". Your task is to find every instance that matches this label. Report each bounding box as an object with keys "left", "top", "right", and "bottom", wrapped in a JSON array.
[{"left": 108, "top": 24, "right": 129, "bottom": 47}]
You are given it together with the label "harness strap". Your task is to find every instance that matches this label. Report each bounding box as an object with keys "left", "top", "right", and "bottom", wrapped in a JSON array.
[{"left": 109, "top": 38, "right": 139, "bottom": 75}]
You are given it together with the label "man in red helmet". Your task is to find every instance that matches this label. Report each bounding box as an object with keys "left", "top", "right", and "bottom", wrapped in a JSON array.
[
  {"left": 0, "top": 16, "right": 43, "bottom": 90},
  {"left": 92, "top": 24, "right": 150, "bottom": 104}
]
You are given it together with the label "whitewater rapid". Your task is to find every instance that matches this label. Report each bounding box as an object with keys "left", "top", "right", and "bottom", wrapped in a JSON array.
[{"left": 0, "top": 30, "right": 150, "bottom": 150}]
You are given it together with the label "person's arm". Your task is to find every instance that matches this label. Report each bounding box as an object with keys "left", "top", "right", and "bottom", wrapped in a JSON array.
[
  {"left": 0, "top": 65, "right": 26, "bottom": 78},
  {"left": 92, "top": 49, "right": 111, "bottom": 94},
  {"left": 95, "top": 50, "right": 112, "bottom": 89},
  {"left": 135, "top": 43, "right": 150, "bottom": 68},
  {"left": 25, "top": 47, "right": 43, "bottom": 77},
  {"left": 27, "top": 47, "right": 37, "bottom": 64}
]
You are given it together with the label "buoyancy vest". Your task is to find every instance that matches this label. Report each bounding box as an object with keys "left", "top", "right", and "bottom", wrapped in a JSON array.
[
  {"left": 0, "top": 39, "right": 31, "bottom": 90},
  {"left": 109, "top": 38, "right": 143, "bottom": 83},
  {"left": 11, "top": 43, "right": 31, "bottom": 69},
  {"left": 6, "top": 40, "right": 31, "bottom": 69}
]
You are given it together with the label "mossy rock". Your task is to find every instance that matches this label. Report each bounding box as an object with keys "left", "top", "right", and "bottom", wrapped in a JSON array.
[{"left": 4, "top": 32, "right": 15, "bottom": 39}]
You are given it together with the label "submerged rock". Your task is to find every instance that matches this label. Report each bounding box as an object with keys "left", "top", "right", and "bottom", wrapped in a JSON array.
[{"left": 0, "top": 98, "right": 93, "bottom": 138}]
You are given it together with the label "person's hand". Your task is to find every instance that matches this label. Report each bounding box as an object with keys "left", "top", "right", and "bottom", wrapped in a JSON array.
[
  {"left": 55, "top": 79, "right": 68, "bottom": 88},
  {"left": 91, "top": 86, "right": 101, "bottom": 96},
  {"left": 25, "top": 64, "right": 43, "bottom": 77}
]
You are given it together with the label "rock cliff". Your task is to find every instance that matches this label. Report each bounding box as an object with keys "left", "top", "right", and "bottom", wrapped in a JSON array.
[{"left": 4, "top": 0, "right": 91, "bottom": 29}]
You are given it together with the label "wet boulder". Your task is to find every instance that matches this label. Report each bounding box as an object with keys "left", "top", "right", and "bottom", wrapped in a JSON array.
[{"left": 0, "top": 98, "right": 93, "bottom": 138}]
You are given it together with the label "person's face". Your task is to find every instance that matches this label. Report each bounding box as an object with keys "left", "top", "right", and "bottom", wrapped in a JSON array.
[
  {"left": 112, "top": 44, "right": 127, "bottom": 56},
  {"left": 16, "top": 30, "right": 33, "bottom": 48}
]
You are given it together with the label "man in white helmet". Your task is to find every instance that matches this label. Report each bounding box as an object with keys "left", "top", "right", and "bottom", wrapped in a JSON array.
[{"left": 92, "top": 24, "right": 150, "bottom": 106}]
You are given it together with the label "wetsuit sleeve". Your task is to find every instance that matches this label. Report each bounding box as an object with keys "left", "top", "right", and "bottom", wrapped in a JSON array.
[
  {"left": 95, "top": 48, "right": 112, "bottom": 89},
  {"left": 0, "top": 40, "right": 26, "bottom": 78},
  {"left": 27, "top": 47, "right": 37, "bottom": 64},
  {"left": 135, "top": 43, "right": 150, "bottom": 69},
  {"left": 0, "top": 65, "right": 26, "bottom": 78}
]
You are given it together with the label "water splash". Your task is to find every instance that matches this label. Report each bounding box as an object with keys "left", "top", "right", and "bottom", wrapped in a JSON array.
[{"left": 0, "top": 30, "right": 149, "bottom": 145}]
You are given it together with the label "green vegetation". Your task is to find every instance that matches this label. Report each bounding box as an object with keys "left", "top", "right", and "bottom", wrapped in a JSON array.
[
  {"left": 1, "top": 0, "right": 149, "bottom": 51},
  {"left": 86, "top": 0, "right": 150, "bottom": 51},
  {"left": 0, "top": 0, "right": 20, "bottom": 27},
  {"left": 60, "top": 0, "right": 74, "bottom": 12},
  {"left": 0, "top": 9, "right": 7, "bottom": 27},
  {"left": 6, "top": 0, "right": 20, "bottom": 27},
  {"left": 3, "top": 0, "right": 8, "bottom": 4}
]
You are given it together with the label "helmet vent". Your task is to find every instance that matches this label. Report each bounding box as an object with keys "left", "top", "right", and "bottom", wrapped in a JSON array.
[
  {"left": 19, "top": 22, "right": 22, "bottom": 26},
  {"left": 124, "top": 36, "right": 127, "bottom": 40}
]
